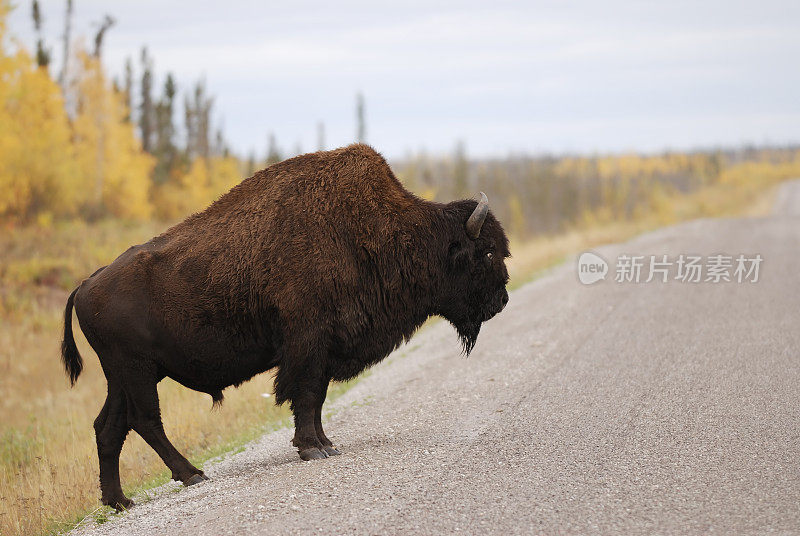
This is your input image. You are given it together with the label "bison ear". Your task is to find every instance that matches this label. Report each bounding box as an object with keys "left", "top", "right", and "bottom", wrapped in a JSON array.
[{"left": 448, "top": 240, "right": 470, "bottom": 271}]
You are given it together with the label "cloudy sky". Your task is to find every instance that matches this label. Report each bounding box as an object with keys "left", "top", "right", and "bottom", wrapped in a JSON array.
[{"left": 9, "top": 0, "right": 800, "bottom": 158}]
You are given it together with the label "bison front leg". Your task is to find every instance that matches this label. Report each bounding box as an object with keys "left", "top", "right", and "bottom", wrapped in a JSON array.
[
  {"left": 282, "top": 369, "right": 331, "bottom": 461},
  {"left": 290, "top": 393, "right": 328, "bottom": 460},
  {"left": 314, "top": 381, "right": 340, "bottom": 456}
]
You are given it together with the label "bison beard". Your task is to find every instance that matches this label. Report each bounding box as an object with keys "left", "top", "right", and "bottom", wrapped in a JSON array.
[
  {"left": 456, "top": 321, "right": 482, "bottom": 355},
  {"left": 60, "top": 144, "right": 510, "bottom": 510}
]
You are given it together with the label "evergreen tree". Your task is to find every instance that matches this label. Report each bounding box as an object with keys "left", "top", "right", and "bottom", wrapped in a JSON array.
[
  {"left": 266, "top": 132, "right": 281, "bottom": 164},
  {"left": 453, "top": 140, "right": 468, "bottom": 197},
  {"left": 317, "top": 121, "right": 325, "bottom": 151},
  {"left": 196, "top": 83, "right": 212, "bottom": 159},
  {"left": 246, "top": 151, "right": 256, "bottom": 176},
  {"left": 58, "top": 0, "right": 72, "bottom": 90},
  {"left": 153, "top": 73, "right": 177, "bottom": 184},
  {"left": 214, "top": 128, "right": 228, "bottom": 158},
  {"left": 139, "top": 47, "right": 154, "bottom": 153},
  {"left": 123, "top": 57, "right": 133, "bottom": 122},
  {"left": 183, "top": 93, "right": 194, "bottom": 158},
  {"left": 356, "top": 92, "right": 366, "bottom": 143},
  {"left": 184, "top": 80, "right": 213, "bottom": 160},
  {"left": 31, "top": 0, "right": 50, "bottom": 69}
]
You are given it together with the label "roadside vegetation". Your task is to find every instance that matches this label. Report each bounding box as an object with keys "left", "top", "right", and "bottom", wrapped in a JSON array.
[{"left": 3, "top": 1, "right": 800, "bottom": 534}]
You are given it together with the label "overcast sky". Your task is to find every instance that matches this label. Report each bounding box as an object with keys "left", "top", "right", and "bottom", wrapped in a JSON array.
[{"left": 9, "top": 0, "right": 800, "bottom": 159}]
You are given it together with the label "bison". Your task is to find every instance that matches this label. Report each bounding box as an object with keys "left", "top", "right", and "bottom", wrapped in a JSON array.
[{"left": 61, "top": 144, "right": 510, "bottom": 509}]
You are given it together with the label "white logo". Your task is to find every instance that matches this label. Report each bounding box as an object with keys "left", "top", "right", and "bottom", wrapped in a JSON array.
[{"left": 577, "top": 252, "right": 608, "bottom": 285}]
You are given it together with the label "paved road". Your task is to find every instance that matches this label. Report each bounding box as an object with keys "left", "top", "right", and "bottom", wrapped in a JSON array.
[{"left": 73, "top": 181, "right": 800, "bottom": 535}]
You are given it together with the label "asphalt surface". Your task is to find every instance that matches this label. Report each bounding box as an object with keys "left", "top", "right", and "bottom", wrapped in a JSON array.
[{"left": 73, "top": 180, "right": 800, "bottom": 535}]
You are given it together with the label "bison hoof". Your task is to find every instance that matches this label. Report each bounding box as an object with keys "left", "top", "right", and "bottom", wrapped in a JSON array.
[
  {"left": 106, "top": 497, "right": 135, "bottom": 511},
  {"left": 299, "top": 447, "right": 328, "bottom": 461},
  {"left": 184, "top": 474, "right": 209, "bottom": 486},
  {"left": 322, "top": 446, "right": 341, "bottom": 456}
]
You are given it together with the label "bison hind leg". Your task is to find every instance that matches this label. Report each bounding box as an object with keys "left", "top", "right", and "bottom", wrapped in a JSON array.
[
  {"left": 94, "top": 381, "right": 134, "bottom": 510},
  {"left": 125, "top": 371, "right": 209, "bottom": 486}
]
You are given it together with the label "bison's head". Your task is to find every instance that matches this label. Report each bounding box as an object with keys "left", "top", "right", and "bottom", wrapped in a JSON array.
[{"left": 439, "top": 193, "right": 510, "bottom": 354}]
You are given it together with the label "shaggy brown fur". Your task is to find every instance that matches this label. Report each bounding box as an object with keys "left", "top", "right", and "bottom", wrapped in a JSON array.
[{"left": 61, "top": 144, "right": 510, "bottom": 510}]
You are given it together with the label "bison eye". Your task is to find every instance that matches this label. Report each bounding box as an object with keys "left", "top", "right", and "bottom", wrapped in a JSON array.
[{"left": 486, "top": 252, "right": 493, "bottom": 260}]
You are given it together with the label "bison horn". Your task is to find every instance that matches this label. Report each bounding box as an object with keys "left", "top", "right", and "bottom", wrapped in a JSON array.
[{"left": 465, "top": 192, "right": 489, "bottom": 239}]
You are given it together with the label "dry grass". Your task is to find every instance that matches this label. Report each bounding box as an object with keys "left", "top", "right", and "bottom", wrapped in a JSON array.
[
  {"left": 0, "top": 221, "right": 314, "bottom": 535},
  {"left": 0, "top": 175, "right": 786, "bottom": 535}
]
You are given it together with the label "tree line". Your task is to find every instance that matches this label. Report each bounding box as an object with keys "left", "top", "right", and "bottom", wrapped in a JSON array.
[
  {"left": 393, "top": 145, "right": 800, "bottom": 237},
  {"left": 3, "top": 0, "right": 799, "bottom": 236}
]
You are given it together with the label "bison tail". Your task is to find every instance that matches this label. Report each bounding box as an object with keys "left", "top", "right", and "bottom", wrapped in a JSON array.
[
  {"left": 61, "top": 287, "right": 83, "bottom": 386},
  {"left": 211, "top": 390, "right": 224, "bottom": 410}
]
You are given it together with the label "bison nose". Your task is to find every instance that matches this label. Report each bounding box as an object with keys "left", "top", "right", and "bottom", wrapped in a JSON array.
[{"left": 501, "top": 291, "right": 509, "bottom": 306}]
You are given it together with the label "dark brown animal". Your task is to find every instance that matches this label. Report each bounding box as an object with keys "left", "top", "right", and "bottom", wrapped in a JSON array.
[{"left": 61, "top": 144, "right": 510, "bottom": 509}]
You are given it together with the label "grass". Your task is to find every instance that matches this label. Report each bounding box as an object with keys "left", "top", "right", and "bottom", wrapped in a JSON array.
[
  {"left": 0, "top": 173, "right": 788, "bottom": 536},
  {"left": 0, "top": 217, "right": 370, "bottom": 536},
  {"left": 0, "top": 220, "right": 296, "bottom": 536}
]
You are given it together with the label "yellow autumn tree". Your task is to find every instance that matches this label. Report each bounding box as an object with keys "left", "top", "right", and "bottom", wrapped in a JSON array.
[
  {"left": 0, "top": 1, "right": 76, "bottom": 223},
  {"left": 153, "top": 157, "right": 209, "bottom": 219},
  {"left": 71, "top": 50, "right": 154, "bottom": 219},
  {"left": 208, "top": 155, "right": 241, "bottom": 194},
  {"left": 153, "top": 156, "right": 241, "bottom": 220}
]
